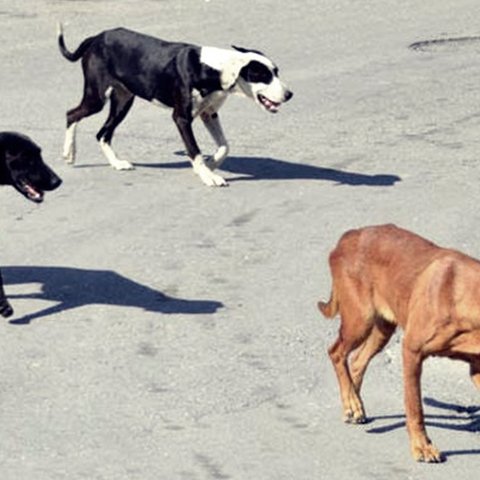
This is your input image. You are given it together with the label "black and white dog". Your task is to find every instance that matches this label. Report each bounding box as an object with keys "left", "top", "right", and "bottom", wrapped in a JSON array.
[
  {"left": 0, "top": 132, "right": 62, "bottom": 317},
  {"left": 57, "top": 24, "right": 293, "bottom": 186}
]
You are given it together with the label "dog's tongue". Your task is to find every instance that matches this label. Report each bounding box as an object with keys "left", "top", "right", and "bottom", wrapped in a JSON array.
[
  {"left": 264, "top": 98, "right": 280, "bottom": 112},
  {"left": 259, "top": 94, "right": 280, "bottom": 113},
  {"left": 24, "top": 183, "right": 44, "bottom": 202}
]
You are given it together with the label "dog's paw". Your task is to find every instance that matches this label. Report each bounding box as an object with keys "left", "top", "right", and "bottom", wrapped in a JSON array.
[
  {"left": 63, "top": 150, "right": 76, "bottom": 165},
  {"left": 342, "top": 390, "right": 366, "bottom": 424},
  {"left": 112, "top": 159, "right": 135, "bottom": 171},
  {"left": 193, "top": 161, "right": 228, "bottom": 187},
  {"left": 343, "top": 409, "right": 367, "bottom": 424},
  {"left": 412, "top": 442, "right": 444, "bottom": 463},
  {"left": 203, "top": 171, "right": 228, "bottom": 187},
  {"left": 98, "top": 139, "right": 134, "bottom": 170},
  {"left": 0, "top": 300, "right": 13, "bottom": 318}
]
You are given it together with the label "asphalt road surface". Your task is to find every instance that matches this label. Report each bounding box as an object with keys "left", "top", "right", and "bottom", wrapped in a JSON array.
[{"left": 1, "top": 1, "right": 480, "bottom": 479}]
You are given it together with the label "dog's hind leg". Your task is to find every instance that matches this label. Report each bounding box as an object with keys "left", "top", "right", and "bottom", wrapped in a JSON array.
[
  {"left": 96, "top": 87, "right": 135, "bottom": 170},
  {"left": 328, "top": 301, "right": 375, "bottom": 423},
  {"left": 64, "top": 90, "right": 105, "bottom": 165},
  {"left": 63, "top": 55, "right": 110, "bottom": 165},
  {"left": 63, "top": 122, "right": 77, "bottom": 164},
  {"left": 349, "top": 317, "right": 396, "bottom": 392},
  {"left": 201, "top": 111, "right": 229, "bottom": 170}
]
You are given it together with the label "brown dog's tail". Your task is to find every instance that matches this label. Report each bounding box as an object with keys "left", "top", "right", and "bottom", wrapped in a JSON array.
[
  {"left": 317, "top": 287, "right": 339, "bottom": 318},
  {"left": 57, "top": 22, "right": 95, "bottom": 62}
]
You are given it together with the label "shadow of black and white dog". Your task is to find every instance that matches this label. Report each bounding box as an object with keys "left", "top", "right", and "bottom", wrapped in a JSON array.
[
  {"left": 57, "top": 24, "right": 293, "bottom": 186},
  {"left": 0, "top": 132, "right": 62, "bottom": 317}
]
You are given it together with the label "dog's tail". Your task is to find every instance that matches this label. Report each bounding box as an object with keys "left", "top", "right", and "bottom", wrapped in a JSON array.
[
  {"left": 57, "top": 22, "right": 95, "bottom": 62},
  {"left": 317, "top": 287, "right": 339, "bottom": 319}
]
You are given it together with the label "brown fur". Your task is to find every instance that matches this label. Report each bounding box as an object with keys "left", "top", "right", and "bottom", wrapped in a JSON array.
[{"left": 318, "top": 224, "right": 480, "bottom": 463}]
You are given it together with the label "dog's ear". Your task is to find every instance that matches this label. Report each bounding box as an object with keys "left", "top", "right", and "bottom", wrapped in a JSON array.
[
  {"left": 221, "top": 45, "right": 268, "bottom": 90},
  {"left": 232, "top": 45, "right": 266, "bottom": 57},
  {"left": 220, "top": 53, "right": 251, "bottom": 90},
  {"left": 232, "top": 45, "right": 249, "bottom": 53},
  {"left": 202, "top": 46, "right": 250, "bottom": 90}
]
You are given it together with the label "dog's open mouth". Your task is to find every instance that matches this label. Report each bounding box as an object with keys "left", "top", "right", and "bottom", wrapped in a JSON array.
[
  {"left": 258, "top": 94, "right": 281, "bottom": 113},
  {"left": 20, "top": 181, "right": 44, "bottom": 203}
]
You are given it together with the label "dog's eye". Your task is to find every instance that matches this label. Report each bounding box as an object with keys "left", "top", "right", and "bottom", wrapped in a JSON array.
[{"left": 243, "top": 61, "right": 273, "bottom": 83}]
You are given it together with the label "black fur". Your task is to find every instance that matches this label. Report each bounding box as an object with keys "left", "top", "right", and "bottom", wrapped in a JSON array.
[
  {"left": 58, "top": 26, "right": 292, "bottom": 186},
  {"left": 0, "top": 132, "right": 61, "bottom": 317},
  {"left": 59, "top": 28, "right": 224, "bottom": 159},
  {"left": 0, "top": 132, "right": 62, "bottom": 202}
]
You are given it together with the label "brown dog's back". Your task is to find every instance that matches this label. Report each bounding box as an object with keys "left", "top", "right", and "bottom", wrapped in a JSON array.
[{"left": 319, "top": 224, "right": 480, "bottom": 331}]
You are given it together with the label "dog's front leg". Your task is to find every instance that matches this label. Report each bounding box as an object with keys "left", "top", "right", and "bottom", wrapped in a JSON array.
[
  {"left": 0, "top": 270, "right": 13, "bottom": 318},
  {"left": 172, "top": 106, "right": 227, "bottom": 187},
  {"left": 200, "top": 111, "right": 229, "bottom": 170},
  {"left": 402, "top": 343, "right": 443, "bottom": 462}
]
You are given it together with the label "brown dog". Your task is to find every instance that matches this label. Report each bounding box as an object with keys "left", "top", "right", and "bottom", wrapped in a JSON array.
[{"left": 318, "top": 224, "right": 480, "bottom": 463}]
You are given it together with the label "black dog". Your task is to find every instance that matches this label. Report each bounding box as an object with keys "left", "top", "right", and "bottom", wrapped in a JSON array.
[
  {"left": 57, "top": 24, "right": 293, "bottom": 186},
  {"left": 0, "top": 132, "right": 62, "bottom": 317}
]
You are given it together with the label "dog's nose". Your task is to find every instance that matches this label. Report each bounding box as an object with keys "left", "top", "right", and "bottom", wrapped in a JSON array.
[
  {"left": 47, "top": 172, "right": 62, "bottom": 191},
  {"left": 284, "top": 90, "right": 293, "bottom": 102},
  {"left": 51, "top": 176, "right": 62, "bottom": 190}
]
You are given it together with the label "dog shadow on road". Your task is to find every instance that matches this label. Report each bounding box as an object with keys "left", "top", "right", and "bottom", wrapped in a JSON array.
[
  {"left": 2, "top": 266, "right": 223, "bottom": 325},
  {"left": 138, "top": 154, "right": 401, "bottom": 186},
  {"left": 366, "top": 397, "right": 480, "bottom": 459},
  {"left": 222, "top": 156, "right": 401, "bottom": 186}
]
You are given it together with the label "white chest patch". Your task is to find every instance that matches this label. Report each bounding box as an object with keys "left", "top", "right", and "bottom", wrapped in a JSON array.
[{"left": 192, "top": 90, "right": 228, "bottom": 117}]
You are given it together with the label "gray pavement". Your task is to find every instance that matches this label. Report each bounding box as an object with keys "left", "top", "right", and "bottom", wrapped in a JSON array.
[{"left": 1, "top": 1, "right": 480, "bottom": 479}]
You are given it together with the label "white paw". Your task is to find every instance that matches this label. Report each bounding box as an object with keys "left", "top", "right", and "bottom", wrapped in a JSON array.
[
  {"left": 112, "top": 159, "right": 135, "bottom": 170},
  {"left": 63, "top": 151, "right": 75, "bottom": 165},
  {"left": 193, "top": 161, "right": 227, "bottom": 187},
  {"left": 98, "top": 139, "right": 134, "bottom": 170},
  {"left": 209, "top": 172, "right": 228, "bottom": 187}
]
